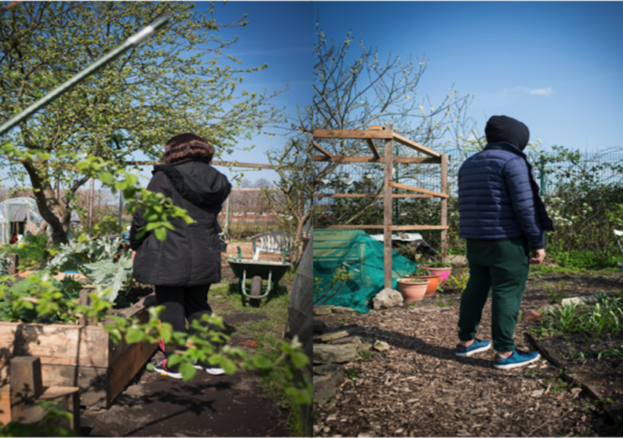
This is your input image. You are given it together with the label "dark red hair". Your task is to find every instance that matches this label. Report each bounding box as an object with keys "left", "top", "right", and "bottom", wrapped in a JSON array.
[{"left": 162, "top": 133, "right": 214, "bottom": 164}]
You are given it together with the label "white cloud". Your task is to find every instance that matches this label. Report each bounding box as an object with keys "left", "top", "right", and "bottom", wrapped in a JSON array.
[
  {"left": 499, "top": 86, "right": 553, "bottom": 97},
  {"left": 528, "top": 87, "right": 553, "bottom": 96}
]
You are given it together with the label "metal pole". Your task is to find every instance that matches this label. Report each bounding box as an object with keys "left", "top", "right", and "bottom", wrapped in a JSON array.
[{"left": 0, "top": 17, "right": 170, "bottom": 137}]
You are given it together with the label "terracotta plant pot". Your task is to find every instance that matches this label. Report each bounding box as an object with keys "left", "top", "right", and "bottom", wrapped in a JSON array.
[
  {"left": 406, "top": 275, "right": 440, "bottom": 297},
  {"left": 420, "top": 266, "right": 452, "bottom": 286},
  {"left": 396, "top": 278, "right": 429, "bottom": 303}
]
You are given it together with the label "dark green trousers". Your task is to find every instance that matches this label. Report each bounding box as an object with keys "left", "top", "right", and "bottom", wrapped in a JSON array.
[{"left": 458, "top": 238, "right": 530, "bottom": 352}]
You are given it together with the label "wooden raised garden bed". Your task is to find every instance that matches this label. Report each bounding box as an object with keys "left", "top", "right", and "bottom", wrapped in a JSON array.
[{"left": 0, "top": 293, "right": 158, "bottom": 408}]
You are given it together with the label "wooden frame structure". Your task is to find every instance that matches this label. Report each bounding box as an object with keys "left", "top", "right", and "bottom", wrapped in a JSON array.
[{"left": 313, "top": 124, "right": 448, "bottom": 289}]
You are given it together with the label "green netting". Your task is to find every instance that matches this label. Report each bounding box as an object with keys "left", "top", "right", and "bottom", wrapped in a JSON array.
[{"left": 313, "top": 229, "right": 418, "bottom": 313}]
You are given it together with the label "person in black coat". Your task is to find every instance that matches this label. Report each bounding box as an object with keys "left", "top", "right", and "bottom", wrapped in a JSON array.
[{"left": 130, "top": 133, "right": 231, "bottom": 378}]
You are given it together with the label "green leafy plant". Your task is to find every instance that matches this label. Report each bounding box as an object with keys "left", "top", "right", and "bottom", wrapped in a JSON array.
[
  {"left": 345, "top": 367, "right": 362, "bottom": 379},
  {"left": 410, "top": 267, "right": 435, "bottom": 276},
  {"left": 358, "top": 350, "right": 373, "bottom": 360},
  {"left": 422, "top": 260, "right": 452, "bottom": 268},
  {"left": 398, "top": 278, "right": 427, "bottom": 284},
  {"left": 46, "top": 237, "right": 132, "bottom": 303},
  {"left": 443, "top": 271, "right": 470, "bottom": 292}
]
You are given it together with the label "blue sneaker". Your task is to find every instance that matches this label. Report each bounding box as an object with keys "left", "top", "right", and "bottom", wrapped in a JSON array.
[
  {"left": 494, "top": 350, "right": 540, "bottom": 369},
  {"left": 455, "top": 339, "right": 491, "bottom": 357}
]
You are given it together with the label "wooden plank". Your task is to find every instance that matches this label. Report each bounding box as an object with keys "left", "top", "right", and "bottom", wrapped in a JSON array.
[
  {"left": 383, "top": 124, "right": 393, "bottom": 290},
  {"left": 0, "top": 323, "right": 110, "bottom": 368},
  {"left": 388, "top": 225, "right": 450, "bottom": 231},
  {"left": 108, "top": 340, "right": 157, "bottom": 406},
  {"left": 0, "top": 384, "right": 10, "bottom": 425},
  {"left": 440, "top": 153, "right": 448, "bottom": 258},
  {"left": 125, "top": 160, "right": 282, "bottom": 170},
  {"left": 388, "top": 181, "right": 450, "bottom": 199},
  {"left": 7, "top": 253, "right": 18, "bottom": 274},
  {"left": 313, "top": 193, "right": 432, "bottom": 198},
  {"left": 312, "top": 140, "right": 333, "bottom": 158},
  {"left": 366, "top": 138, "right": 380, "bottom": 159},
  {"left": 313, "top": 155, "right": 441, "bottom": 164},
  {"left": 313, "top": 129, "right": 393, "bottom": 140},
  {"left": 39, "top": 364, "right": 109, "bottom": 408},
  {"left": 317, "top": 225, "right": 384, "bottom": 229},
  {"left": 392, "top": 133, "right": 441, "bottom": 158},
  {"left": 39, "top": 386, "right": 81, "bottom": 434}
]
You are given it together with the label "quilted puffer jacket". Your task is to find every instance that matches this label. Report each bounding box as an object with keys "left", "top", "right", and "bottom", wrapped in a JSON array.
[{"left": 458, "top": 116, "right": 554, "bottom": 249}]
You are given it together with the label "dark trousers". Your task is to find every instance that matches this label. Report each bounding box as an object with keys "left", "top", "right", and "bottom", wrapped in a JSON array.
[
  {"left": 458, "top": 238, "right": 530, "bottom": 352},
  {"left": 155, "top": 284, "right": 213, "bottom": 360}
]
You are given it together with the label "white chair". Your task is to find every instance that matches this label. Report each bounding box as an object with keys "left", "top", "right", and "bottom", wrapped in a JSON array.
[{"left": 251, "top": 232, "right": 294, "bottom": 261}]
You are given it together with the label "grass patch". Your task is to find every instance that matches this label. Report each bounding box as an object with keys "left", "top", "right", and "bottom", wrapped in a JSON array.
[{"left": 255, "top": 333, "right": 308, "bottom": 436}]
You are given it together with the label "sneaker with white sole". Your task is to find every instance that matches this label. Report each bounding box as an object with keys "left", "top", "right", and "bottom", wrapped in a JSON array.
[
  {"left": 494, "top": 350, "right": 540, "bottom": 369},
  {"left": 153, "top": 359, "right": 183, "bottom": 379},
  {"left": 193, "top": 361, "right": 226, "bottom": 375},
  {"left": 455, "top": 339, "right": 492, "bottom": 357}
]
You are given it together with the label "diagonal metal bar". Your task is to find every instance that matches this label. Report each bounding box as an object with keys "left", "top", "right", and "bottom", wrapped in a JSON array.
[{"left": 0, "top": 17, "right": 170, "bottom": 137}]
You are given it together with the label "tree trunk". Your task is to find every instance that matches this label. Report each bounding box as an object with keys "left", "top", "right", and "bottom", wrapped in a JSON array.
[
  {"left": 22, "top": 161, "right": 71, "bottom": 244},
  {"left": 291, "top": 209, "right": 310, "bottom": 267}
]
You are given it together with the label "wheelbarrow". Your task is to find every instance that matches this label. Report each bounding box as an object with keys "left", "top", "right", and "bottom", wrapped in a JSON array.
[{"left": 227, "top": 248, "right": 291, "bottom": 307}]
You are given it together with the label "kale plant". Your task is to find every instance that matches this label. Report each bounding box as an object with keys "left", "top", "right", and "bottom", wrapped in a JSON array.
[{"left": 46, "top": 237, "right": 133, "bottom": 303}]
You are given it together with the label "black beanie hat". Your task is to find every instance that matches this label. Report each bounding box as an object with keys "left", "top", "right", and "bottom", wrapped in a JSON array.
[{"left": 485, "top": 115, "right": 530, "bottom": 151}]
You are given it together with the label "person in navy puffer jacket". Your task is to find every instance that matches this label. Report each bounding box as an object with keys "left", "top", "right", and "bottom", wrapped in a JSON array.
[{"left": 454, "top": 115, "right": 554, "bottom": 370}]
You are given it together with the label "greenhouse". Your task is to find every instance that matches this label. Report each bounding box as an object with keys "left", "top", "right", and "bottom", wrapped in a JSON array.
[{"left": 0, "top": 197, "right": 80, "bottom": 244}]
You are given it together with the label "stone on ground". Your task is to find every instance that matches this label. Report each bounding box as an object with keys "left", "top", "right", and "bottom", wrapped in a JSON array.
[
  {"left": 314, "top": 344, "right": 358, "bottom": 364},
  {"left": 314, "top": 305, "right": 334, "bottom": 316},
  {"left": 372, "top": 288, "right": 403, "bottom": 310}
]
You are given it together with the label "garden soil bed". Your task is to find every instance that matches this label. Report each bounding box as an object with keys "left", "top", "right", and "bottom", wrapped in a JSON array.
[{"left": 313, "top": 269, "right": 622, "bottom": 437}]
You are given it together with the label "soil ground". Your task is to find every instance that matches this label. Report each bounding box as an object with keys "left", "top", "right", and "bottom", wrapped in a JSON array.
[
  {"left": 81, "top": 241, "right": 295, "bottom": 437},
  {"left": 314, "top": 266, "right": 623, "bottom": 437}
]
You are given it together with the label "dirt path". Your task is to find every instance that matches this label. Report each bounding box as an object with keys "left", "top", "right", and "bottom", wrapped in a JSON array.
[
  {"left": 81, "top": 241, "right": 293, "bottom": 437},
  {"left": 313, "top": 271, "right": 617, "bottom": 437}
]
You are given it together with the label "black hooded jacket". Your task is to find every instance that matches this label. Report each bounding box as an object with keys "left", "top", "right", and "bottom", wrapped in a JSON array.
[{"left": 130, "top": 159, "right": 231, "bottom": 286}]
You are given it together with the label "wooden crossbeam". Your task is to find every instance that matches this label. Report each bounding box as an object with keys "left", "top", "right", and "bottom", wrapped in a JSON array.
[
  {"left": 366, "top": 138, "right": 380, "bottom": 159},
  {"left": 393, "top": 133, "right": 441, "bottom": 158},
  {"left": 312, "top": 140, "right": 333, "bottom": 158},
  {"left": 388, "top": 181, "right": 450, "bottom": 199},
  {"left": 313, "top": 193, "right": 432, "bottom": 198},
  {"left": 313, "top": 155, "right": 441, "bottom": 164},
  {"left": 125, "top": 160, "right": 281, "bottom": 170},
  {"left": 317, "top": 225, "right": 384, "bottom": 229},
  {"left": 313, "top": 129, "right": 393, "bottom": 140},
  {"left": 389, "top": 225, "right": 449, "bottom": 231}
]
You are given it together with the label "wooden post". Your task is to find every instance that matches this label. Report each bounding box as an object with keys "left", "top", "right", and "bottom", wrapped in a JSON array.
[
  {"left": 440, "top": 153, "right": 448, "bottom": 259},
  {"left": 383, "top": 124, "right": 394, "bottom": 289},
  {"left": 79, "top": 289, "right": 93, "bottom": 326},
  {"left": 10, "top": 356, "right": 43, "bottom": 421},
  {"left": 7, "top": 253, "right": 18, "bottom": 275}
]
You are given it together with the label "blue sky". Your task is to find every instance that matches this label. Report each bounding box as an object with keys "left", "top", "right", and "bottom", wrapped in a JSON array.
[
  {"left": 194, "top": 1, "right": 312, "bottom": 185},
  {"left": 314, "top": 1, "right": 623, "bottom": 154},
  {"left": 134, "top": 1, "right": 313, "bottom": 186}
]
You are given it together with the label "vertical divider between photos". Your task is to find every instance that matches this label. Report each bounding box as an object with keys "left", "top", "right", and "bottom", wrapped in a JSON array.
[{"left": 383, "top": 124, "right": 394, "bottom": 289}]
